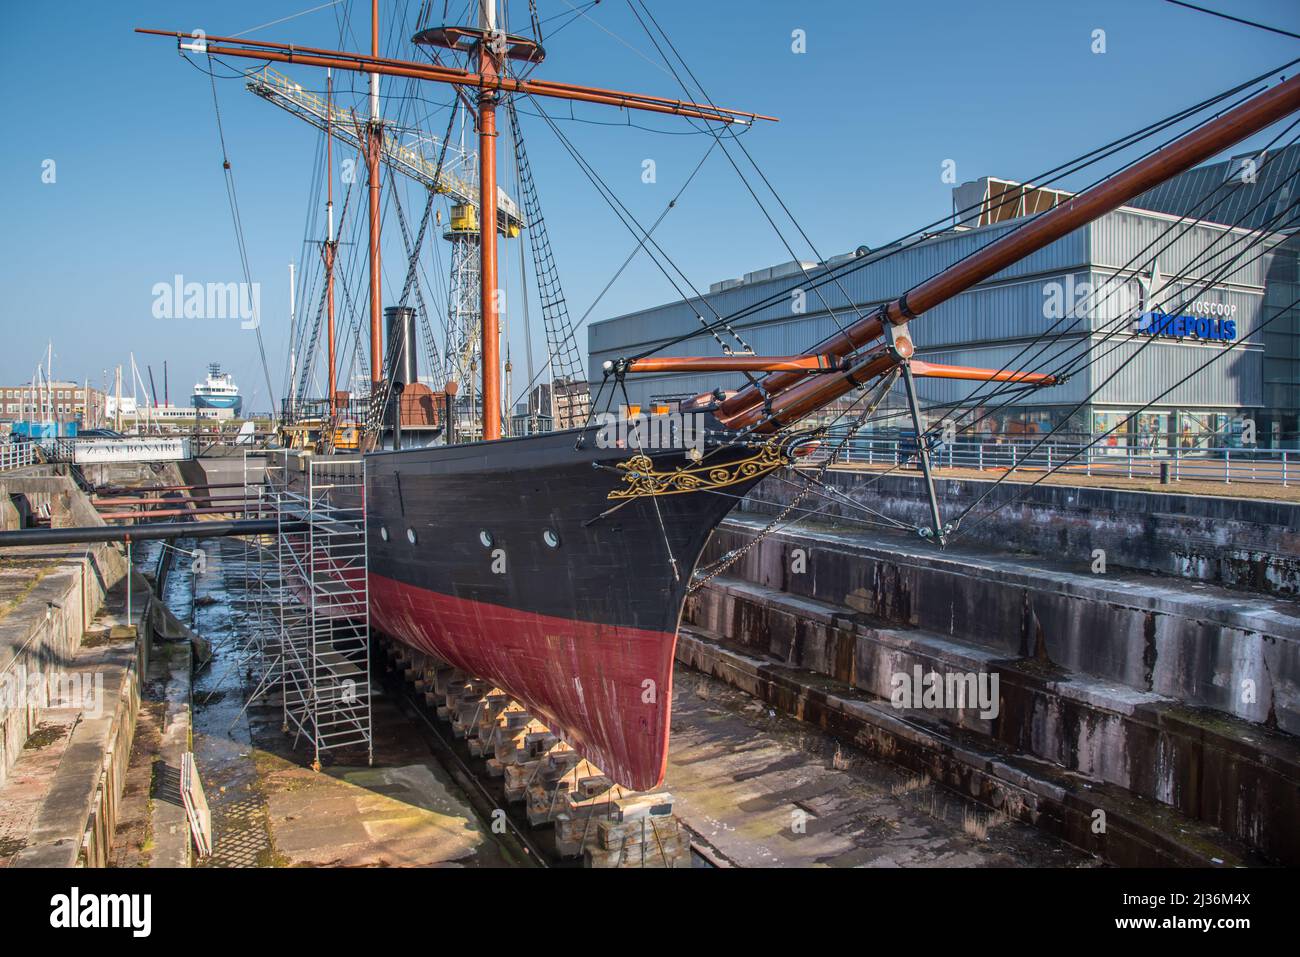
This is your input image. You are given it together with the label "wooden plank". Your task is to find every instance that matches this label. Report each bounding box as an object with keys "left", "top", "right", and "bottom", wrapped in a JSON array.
[{"left": 180, "top": 751, "right": 212, "bottom": 859}]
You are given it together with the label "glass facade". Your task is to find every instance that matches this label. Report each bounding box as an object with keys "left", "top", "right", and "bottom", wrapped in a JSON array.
[{"left": 1260, "top": 235, "right": 1300, "bottom": 445}]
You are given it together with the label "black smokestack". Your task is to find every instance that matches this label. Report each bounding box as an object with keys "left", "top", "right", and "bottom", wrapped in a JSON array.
[{"left": 384, "top": 306, "right": 419, "bottom": 388}]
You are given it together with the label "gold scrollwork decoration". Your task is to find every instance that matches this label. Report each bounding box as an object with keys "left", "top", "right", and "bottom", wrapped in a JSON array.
[{"left": 607, "top": 443, "right": 789, "bottom": 500}]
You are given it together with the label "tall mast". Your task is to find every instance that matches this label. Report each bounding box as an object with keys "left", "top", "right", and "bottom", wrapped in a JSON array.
[
  {"left": 288, "top": 261, "right": 296, "bottom": 413},
  {"left": 478, "top": 0, "right": 502, "bottom": 440},
  {"left": 366, "top": 0, "right": 383, "bottom": 387},
  {"left": 325, "top": 67, "right": 338, "bottom": 417},
  {"left": 138, "top": 21, "right": 774, "bottom": 442}
]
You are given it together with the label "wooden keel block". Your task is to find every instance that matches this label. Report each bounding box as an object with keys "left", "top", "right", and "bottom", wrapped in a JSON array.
[
  {"left": 432, "top": 667, "right": 466, "bottom": 696},
  {"left": 503, "top": 759, "right": 540, "bottom": 803}
]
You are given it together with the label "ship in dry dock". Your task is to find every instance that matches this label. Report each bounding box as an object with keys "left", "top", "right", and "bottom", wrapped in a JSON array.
[{"left": 137, "top": 3, "right": 1300, "bottom": 793}]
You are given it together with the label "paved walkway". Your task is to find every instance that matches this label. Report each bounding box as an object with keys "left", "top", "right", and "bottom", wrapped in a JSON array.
[{"left": 832, "top": 461, "right": 1300, "bottom": 502}]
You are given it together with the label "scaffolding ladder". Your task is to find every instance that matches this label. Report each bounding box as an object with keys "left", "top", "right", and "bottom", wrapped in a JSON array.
[{"left": 244, "top": 450, "right": 373, "bottom": 768}]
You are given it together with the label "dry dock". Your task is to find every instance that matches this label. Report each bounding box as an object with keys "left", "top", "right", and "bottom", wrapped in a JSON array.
[{"left": 2, "top": 454, "right": 1296, "bottom": 868}]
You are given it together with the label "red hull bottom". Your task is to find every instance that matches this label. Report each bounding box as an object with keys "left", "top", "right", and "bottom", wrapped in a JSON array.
[{"left": 369, "top": 572, "right": 677, "bottom": 790}]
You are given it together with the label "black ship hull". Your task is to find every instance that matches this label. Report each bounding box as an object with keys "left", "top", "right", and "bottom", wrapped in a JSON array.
[{"left": 365, "top": 418, "right": 785, "bottom": 789}]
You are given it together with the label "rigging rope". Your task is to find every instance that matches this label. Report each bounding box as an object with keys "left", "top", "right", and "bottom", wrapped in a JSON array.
[
  {"left": 943, "top": 195, "right": 1300, "bottom": 536},
  {"left": 206, "top": 58, "right": 280, "bottom": 423},
  {"left": 950, "top": 285, "right": 1300, "bottom": 542},
  {"left": 626, "top": 56, "right": 1300, "bottom": 363},
  {"left": 627, "top": 0, "right": 868, "bottom": 344},
  {"left": 689, "top": 370, "right": 901, "bottom": 591},
  {"left": 928, "top": 122, "right": 1300, "bottom": 446}
]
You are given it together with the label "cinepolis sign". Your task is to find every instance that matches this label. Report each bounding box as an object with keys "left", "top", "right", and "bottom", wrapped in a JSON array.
[
  {"left": 1136, "top": 304, "right": 1237, "bottom": 342},
  {"left": 1134, "top": 262, "right": 1237, "bottom": 342}
]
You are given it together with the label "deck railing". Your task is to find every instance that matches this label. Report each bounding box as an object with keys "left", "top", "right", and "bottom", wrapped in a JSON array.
[
  {"left": 813, "top": 433, "right": 1295, "bottom": 487},
  {"left": 0, "top": 442, "right": 38, "bottom": 472}
]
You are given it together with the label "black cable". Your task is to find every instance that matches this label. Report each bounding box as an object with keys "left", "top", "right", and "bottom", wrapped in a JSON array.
[
  {"left": 206, "top": 58, "right": 280, "bottom": 420},
  {"left": 952, "top": 284, "right": 1300, "bottom": 541},
  {"left": 780, "top": 142, "right": 1300, "bottom": 497},
  {"left": 507, "top": 135, "right": 720, "bottom": 411},
  {"left": 629, "top": 57, "right": 1300, "bottom": 361},
  {"left": 932, "top": 124, "right": 1300, "bottom": 440},
  {"left": 628, "top": 0, "right": 871, "bottom": 342},
  {"left": 1165, "top": 0, "right": 1300, "bottom": 42},
  {"left": 526, "top": 95, "right": 748, "bottom": 343},
  {"left": 946, "top": 196, "right": 1300, "bottom": 533}
]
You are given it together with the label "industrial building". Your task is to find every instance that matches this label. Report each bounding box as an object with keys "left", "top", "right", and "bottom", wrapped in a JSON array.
[
  {"left": 589, "top": 151, "right": 1300, "bottom": 448},
  {"left": 0, "top": 381, "right": 106, "bottom": 429}
]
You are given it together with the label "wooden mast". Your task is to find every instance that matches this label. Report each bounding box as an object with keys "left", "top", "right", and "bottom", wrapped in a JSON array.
[
  {"left": 324, "top": 68, "right": 337, "bottom": 418},
  {"left": 478, "top": 1, "right": 502, "bottom": 440},
  {"left": 136, "top": 30, "right": 776, "bottom": 124},
  {"left": 366, "top": 0, "right": 383, "bottom": 389}
]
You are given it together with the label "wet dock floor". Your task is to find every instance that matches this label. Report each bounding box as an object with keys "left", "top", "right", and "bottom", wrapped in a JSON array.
[
  {"left": 668, "top": 670, "right": 1093, "bottom": 867},
  {"left": 174, "top": 537, "right": 510, "bottom": 868}
]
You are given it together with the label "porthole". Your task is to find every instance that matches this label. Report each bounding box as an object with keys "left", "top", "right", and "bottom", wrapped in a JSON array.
[
  {"left": 407, "top": 528, "right": 417, "bottom": 545},
  {"left": 543, "top": 528, "right": 561, "bottom": 549},
  {"left": 479, "top": 530, "right": 494, "bottom": 548},
  {"left": 379, "top": 526, "right": 389, "bottom": 541}
]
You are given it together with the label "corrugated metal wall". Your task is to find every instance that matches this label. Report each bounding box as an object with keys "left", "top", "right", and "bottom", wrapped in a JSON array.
[
  {"left": 588, "top": 207, "right": 1267, "bottom": 412},
  {"left": 1089, "top": 339, "right": 1262, "bottom": 407},
  {"left": 588, "top": 218, "right": 1091, "bottom": 359},
  {"left": 1090, "top": 209, "right": 1275, "bottom": 289}
]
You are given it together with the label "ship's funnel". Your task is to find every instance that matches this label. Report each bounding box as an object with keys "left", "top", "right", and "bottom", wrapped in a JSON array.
[{"left": 384, "top": 306, "right": 419, "bottom": 388}]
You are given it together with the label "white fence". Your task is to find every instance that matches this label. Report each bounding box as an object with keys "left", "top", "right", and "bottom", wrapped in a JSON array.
[
  {"left": 822, "top": 435, "right": 1295, "bottom": 487},
  {"left": 0, "top": 442, "right": 38, "bottom": 472}
]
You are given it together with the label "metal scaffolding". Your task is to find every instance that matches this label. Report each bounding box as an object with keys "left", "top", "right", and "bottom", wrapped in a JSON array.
[
  {"left": 242, "top": 450, "right": 372, "bottom": 768},
  {"left": 242, "top": 450, "right": 287, "bottom": 690}
]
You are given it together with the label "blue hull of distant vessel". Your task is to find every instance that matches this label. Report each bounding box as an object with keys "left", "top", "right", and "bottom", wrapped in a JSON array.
[{"left": 193, "top": 395, "right": 243, "bottom": 415}]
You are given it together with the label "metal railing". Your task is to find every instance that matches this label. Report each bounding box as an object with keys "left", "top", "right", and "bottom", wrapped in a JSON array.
[
  {"left": 814, "top": 434, "right": 1295, "bottom": 487},
  {"left": 0, "top": 442, "right": 38, "bottom": 472}
]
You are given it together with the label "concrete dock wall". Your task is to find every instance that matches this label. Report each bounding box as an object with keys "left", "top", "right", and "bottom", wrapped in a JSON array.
[
  {"left": 686, "top": 513, "right": 1300, "bottom": 862},
  {"left": 1, "top": 472, "right": 130, "bottom": 789},
  {"left": 10, "top": 635, "right": 143, "bottom": 867},
  {"left": 1, "top": 465, "right": 162, "bottom": 867},
  {"left": 740, "top": 470, "right": 1300, "bottom": 596},
  {"left": 701, "top": 518, "right": 1300, "bottom": 734}
]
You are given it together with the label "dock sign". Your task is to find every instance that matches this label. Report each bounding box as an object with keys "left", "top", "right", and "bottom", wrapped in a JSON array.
[{"left": 70, "top": 437, "right": 192, "bottom": 464}]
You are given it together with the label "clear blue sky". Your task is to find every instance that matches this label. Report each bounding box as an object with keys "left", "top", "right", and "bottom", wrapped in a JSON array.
[{"left": 3, "top": 0, "right": 1298, "bottom": 413}]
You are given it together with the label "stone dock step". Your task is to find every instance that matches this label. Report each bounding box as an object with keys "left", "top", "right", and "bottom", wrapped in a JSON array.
[
  {"left": 685, "top": 570, "right": 1300, "bottom": 865},
  {"left": 676, "top": 622, "right": 1272, "bottom": 868},
  {"left": 2, "top": 574, "right": 151, "bottom": 868},
  {"left": 703, "top": 514, "right": 1300, "bottom": 735}
]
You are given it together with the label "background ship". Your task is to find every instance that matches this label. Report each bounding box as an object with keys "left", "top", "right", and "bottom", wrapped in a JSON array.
[{"left": 192, "top": 363, "right": 242, "bottom": 417}]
